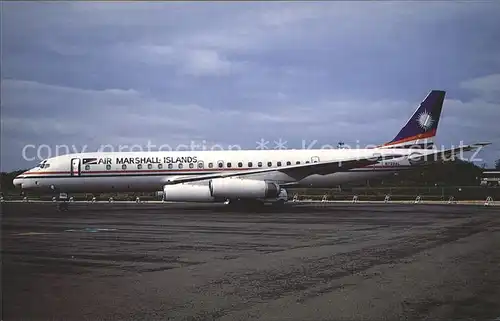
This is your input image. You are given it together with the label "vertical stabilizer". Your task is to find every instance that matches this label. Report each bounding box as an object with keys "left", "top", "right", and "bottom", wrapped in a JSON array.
[{"left": 383, "top": 90, "right": 445, "bottom": 148}]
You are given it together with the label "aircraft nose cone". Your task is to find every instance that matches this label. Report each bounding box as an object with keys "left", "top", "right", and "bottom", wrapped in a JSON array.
[{"left": 13, "top": 177, "right": 23, "bottom": 189}]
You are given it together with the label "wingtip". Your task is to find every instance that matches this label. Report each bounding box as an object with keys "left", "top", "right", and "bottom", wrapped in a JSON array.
[{"left": 472, "top": 142, "right": 492, "bottom": 147}]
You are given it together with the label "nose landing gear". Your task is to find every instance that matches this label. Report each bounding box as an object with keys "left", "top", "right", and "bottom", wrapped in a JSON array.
[
  {"left": 57, "top": 201, "right": 69, "bottom": 212},
  {"left": 56, "top": 192, "right": 70, "bottom": 212}
]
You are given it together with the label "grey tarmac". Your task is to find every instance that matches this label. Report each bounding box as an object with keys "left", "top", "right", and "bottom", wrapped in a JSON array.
[{"left": 1, "top": 202, "right": 500, "bottom": 321}]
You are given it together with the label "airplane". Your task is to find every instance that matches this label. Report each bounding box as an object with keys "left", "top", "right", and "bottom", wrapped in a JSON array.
[{"left": 12, "top": 90, "right": 489, "bottom": 206}]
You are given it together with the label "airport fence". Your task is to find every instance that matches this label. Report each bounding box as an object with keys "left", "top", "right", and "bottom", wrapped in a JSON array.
[
  {"left": 289, "top": 186, "right": 500, "bottom": 202},
  {"left": 1, "top": 186, "right": 499, "bottom": 203}
]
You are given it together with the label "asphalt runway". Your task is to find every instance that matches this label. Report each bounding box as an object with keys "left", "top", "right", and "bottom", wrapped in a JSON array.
[{"left": 2, "top": 202, "right": 500, "bottom": 321}]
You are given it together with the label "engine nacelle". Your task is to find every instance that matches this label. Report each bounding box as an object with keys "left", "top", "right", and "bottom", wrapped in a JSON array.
[
  {"left": 163, "top": 184, "right": 214, "bottom": 202},
  {"left": 163, "top": 179, "right": 282, "bottom": 203},
  {"left": 209, "top": 178, "right": 279, "bottom": 199}
]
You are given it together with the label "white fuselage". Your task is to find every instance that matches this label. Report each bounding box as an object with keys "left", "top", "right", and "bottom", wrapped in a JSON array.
[{"left": 14, "top": 148, "right": 427, "bottom": 194}]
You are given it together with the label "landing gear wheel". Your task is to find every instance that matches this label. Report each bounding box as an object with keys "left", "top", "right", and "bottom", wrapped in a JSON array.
[
  {"left": 57, "top": 202, "right": 69, "bottom": 212},
  {"left": 225, "top": 199, "right": 265, "bottom": 209},
  {"left": 273, "top": 199, "right": 286, "bottom": 207}
]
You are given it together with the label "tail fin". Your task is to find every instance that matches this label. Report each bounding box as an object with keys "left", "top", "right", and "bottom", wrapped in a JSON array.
[{"left": 383, "top": 90, "right": 445, "bottom": 148}]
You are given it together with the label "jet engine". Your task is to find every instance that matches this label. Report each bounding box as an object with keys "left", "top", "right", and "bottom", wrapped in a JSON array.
[
  {"left": 162, "top": 178, "right": 281, "bottom": 202},
  {"left": 209, "top": 178, "right": 280, "bottom": 199},
  {"left": 163, "top": 184, "right": 214, "bottom": 202}
]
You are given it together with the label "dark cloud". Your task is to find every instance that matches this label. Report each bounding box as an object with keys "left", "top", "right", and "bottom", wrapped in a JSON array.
[{"left": 1, "top": 2, "right": 500, "bottom": 171}]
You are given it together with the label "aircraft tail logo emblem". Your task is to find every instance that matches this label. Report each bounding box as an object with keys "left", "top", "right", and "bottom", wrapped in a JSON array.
[{"left": 417, "top": 110, "right": 434, "bottom": 130}]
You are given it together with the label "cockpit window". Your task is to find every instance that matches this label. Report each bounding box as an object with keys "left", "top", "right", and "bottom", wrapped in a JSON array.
[
  {"left": 37, "top": 163, "right": 50, "bottom": 169},
  {"left": 37, "top": 160, "right": 48, "bottom": 168}
]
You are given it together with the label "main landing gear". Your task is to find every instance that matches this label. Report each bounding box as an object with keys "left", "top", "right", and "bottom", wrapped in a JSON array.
[
  {"left": 273, "top": 199, "right": 286, "bottom": 207},
  {"left": 224, "top": 199, "right": 265, "bottom": 208}
]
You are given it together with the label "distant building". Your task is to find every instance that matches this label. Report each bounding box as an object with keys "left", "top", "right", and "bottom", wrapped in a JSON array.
[{"left": 480, "top": 171, "right": 500, "bottom": 186}]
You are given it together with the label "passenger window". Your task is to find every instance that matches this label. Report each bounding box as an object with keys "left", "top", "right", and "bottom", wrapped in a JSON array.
[
  {"left": 178, "top": 163, "right": 183, "bottom": 169},
  {"left": 227, "top": 162, "right": 232, "bottom": 168},
  {"left": 267, "top": 162, "right": 272, "bottom": 167},
  {"left": 137, "top": 164, "right": 143, "bottom": 169},
  {"left": 258, "top": 162, "right": 263, "bottom": 167},
  {"left": 306, "top": 161, "right": 310, "bottom": 164},
  {"left": 198, "top": 162, "right": 204, "bottom": 169},
  {"left": 218, "top": 161, "right": 224, "bottom": 168},
  {"left": 296, "top": 161, "right": 301, "bottom": 164},
  {"left": 189, "top": 163, "right": 194, "bottom": 169},
  {"left": 148, "top": 164, "right": 153, "bottom": 169},
  {"left": 248, "top": 162, "right": 253, "bottom": 167},
  {"left": 158, "top": 164, "right": 163, "bottom": 169},
  {"left": 238, "top": 162, "right": 243, "bottom": 168},
  {"left": 106, "top": 165, "right": 111, "bottom": 170},
  {"left": 209, "top": 162, "right": 214, "bottom": 168},
  {"left": 122, "top": 164, "right": 127, "bottom": 170},
  {"left": 286, "top": 161, "right": 291, "bottom": 166},
  {"left": 168, "top": 163, "right": 173, "bottom": 169},
  {"left": 85, "top": 165, "right": 90, "bottom": 170},
  {"left": 277, "top": 161, "right": 282, "bottom": 166}
]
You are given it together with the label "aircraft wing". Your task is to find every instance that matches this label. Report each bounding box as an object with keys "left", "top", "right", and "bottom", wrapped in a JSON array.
[
  {"left": 164, "top": 155, "right": 383, "bottom": 185},
  {"left": 164, "top": 142, "right": 490, "bottom": 185}
]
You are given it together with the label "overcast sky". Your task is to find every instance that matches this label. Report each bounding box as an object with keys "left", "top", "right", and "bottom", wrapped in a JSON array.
[{"left": 2, "top": 1, "right": 500, "bottom": 171}]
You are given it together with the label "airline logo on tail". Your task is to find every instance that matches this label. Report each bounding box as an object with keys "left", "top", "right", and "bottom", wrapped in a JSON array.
[
  {"left": 417, "top": 110, "right": 434, "bottom": 130},
  {"left": 384, "top": 90, "right": 445, "bottom": 148}
]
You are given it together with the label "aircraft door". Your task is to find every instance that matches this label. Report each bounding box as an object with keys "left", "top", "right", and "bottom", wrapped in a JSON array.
[
  {"left": 70, "top": 158, "right": 81, "bottom": 176},
  {"left": 311, "top": 156, "right": 320, "bottom": 163}
]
